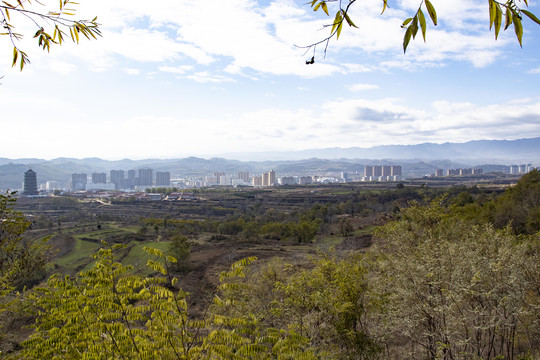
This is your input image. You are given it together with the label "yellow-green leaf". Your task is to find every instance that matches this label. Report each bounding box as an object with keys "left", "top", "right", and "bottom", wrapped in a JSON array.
[
  {"left": 494, "top": 3, "right": 502, "bottom": 39},
  {"left": 504, "top": 8, "right": 513, "bottom": 30},
  {"left": 401, "top": 17, "right": 413, "bottom": 28},
  {"left": 321, "top": 2, "right": 329, "bottom": 16},
  {"left": 331, "top": 11, "right": 341, "bottom": 34},
  {"left": 403, "top": 25, "right": 413, "bottom": 53},
  {"left": 12, "top": 47, "right": 17, "bottom": 67},
  {"left": 418, "top": 9, "right": 427, "bottom": 42},
  {"left": 489, "top": 0, "right": 496, "bottom": 30},
  {"left": 343, "top": 10, "right": 358, "bottom": 28},
  {"left": 425, "top": 0, "right": 437, "bottom": 25},
  {"left": 336, "top": 21, "right": 343, "bottom": 39},
  {"left": 411, "top": 15, "right": 418, "bottom": 40},
  {"left": 521, "top": 9, "right": 540, "bottom": 25},
  {"left": 514, "top": 14, "right": 523, "bottom": 47},
  {"left": 381, "top": 0, "right": 388, "bottom": 15}
]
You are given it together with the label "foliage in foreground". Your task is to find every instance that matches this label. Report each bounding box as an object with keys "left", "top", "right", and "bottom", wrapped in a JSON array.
[
  {"left": 20, "top": 245, "right": 315, "bottom": 359},
  {"left": 214, "top": 200, "right": 540, "bottom": 359},
  {"left": 0, "top": 190, "right": 48, "bottom": 339}
]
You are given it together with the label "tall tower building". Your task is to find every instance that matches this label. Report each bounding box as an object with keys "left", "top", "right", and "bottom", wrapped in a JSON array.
[
  {"left": 23, "top": 169, "right": 38, "bottom": 195},
  {"left": 268, "top": 170, "right": 276, "bottom": 186}
]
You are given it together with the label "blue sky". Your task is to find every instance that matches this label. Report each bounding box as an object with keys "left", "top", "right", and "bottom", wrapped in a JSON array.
[{"left": 1, "top": 0, "right": 539, "bottom": 160}]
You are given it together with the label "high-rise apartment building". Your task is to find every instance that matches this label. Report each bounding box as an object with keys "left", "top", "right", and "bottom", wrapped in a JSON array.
[
  {"left": 269, "top": 170, "right": 276, "bottom": 186},
  {"left": 110, "top": 170, "right": 125, "bottom": 189},
  {"left": 92, "top": 172, "right": 107, "bottom": 184},
  {"left": 127, "top": 170, "right": 136, "bottom": 188},
  {"left": 238, "top": 171, "right": 249, "bottom": 183},
  {"left": 71, "top": 173, "right": 87, "bottom": 191},
  {"left": 23, "top": 169, "right": 38, "bottom": 195},
  {"left": 252, "top": 176, "right": 262, "bottom": 186},
  {"left": 298, "top": 176, "right": 312, "bottom": 185},
  {"left": 138, "top": 168, "right": 153, "bottom": 186},
  {"left": 262, "top": 172, "right": 270, "bottom": 186},
  {"left": 280, "top": 176, "right": 295, "bottom": 185},
  {"left": 364, "top": 166, "right": 373, "bottom": 177},
  {"left": 156, "top": 171, "right": 171, "bottom": 186}
]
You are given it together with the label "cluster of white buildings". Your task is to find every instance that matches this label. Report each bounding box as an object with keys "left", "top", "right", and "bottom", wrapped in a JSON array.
[
  {"left": 362, "top": 165, "right": 402, "bottom": 182},
  {"left": 435, "top": 168, "right": 484, "bottom": 177},
  {"left": 510, "top": 164, "right": 535, "bottom": 174},
  {"left": 69, "top": 169, "right": 172, "bottom": 191}
]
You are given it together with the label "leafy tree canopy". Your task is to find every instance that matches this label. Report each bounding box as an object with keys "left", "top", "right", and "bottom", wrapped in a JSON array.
[
  {"left": 0, "top": 0, "right": 100, "bottom": 70},
  {"left": 307, "top": 0, "right": 540, "bottom": 55}
]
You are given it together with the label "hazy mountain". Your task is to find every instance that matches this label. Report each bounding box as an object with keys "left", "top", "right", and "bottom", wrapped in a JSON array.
[{"left": 221, "top": 138, "right": 540, "bottom": 163}]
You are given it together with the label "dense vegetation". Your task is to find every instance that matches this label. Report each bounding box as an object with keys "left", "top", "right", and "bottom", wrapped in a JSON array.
[{"left": 1, "top": 172, "right": 539, "bottom": 359}]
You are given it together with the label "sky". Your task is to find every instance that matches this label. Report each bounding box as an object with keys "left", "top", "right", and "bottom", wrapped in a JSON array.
[{"left": 1, "top": 0, "right": 539, "bottom": 160}]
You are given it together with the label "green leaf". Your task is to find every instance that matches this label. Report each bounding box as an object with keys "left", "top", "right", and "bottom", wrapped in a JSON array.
[
  {"left": 513, "top": 14, "right": 523, "bottom": 47},
  {"left": 494, "top": 3, "right": 502, "bottom": 39},
  {"left": 403, "top": 25, "right": 413, "bottom": 53},
  {"left": 425, "top": 0, "right": 437, "bottom": 26},
  {"left": 418, "top": 9, "right": 427, "bottom": 42},
  {"left": 313, "top": 2, "right": 322, "bottom": 12},
  {"left": 521, "top": 9, "right": 540, "bottom": 25}
]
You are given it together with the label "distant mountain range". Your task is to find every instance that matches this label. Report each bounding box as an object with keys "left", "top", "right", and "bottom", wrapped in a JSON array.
[
  {"left": 221, "top": 138, "right": 540, "bottom": 162},
  {"left": 1, "top": 138, "right": 538, "bottom": 190}
]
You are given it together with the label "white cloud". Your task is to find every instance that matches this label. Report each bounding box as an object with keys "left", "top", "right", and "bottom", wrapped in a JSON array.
[
  {"left": 348, "top": 83, "right": 379, "bottom": 92},
  {"left": 528, "top": 67, "right": 540, "bottom": 74},
  {"left": 159, "top": 65, "right": 194, "bottom": 74},
  {"left": 47, "top": 61, "right": 77, "bottom": 75},
  {"left": 186, "top": 71, "right": 236, "bottom": 83},
  {"left": 123, "top": 68, "right": 140, "bottom": 75}
]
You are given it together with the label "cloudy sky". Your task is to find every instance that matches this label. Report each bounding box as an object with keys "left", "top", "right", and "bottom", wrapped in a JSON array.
[{"left": 1, "top": 0, "right": 539, "bottom": 160}]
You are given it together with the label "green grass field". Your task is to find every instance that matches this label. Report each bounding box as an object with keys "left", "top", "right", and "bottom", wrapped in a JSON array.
[{"left": 54, "top": 225, "right": 159, "bottom": 274}]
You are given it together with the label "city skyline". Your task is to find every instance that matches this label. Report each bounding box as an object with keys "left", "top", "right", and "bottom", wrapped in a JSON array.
[
  {"left": 15, "top": 161, "right": 538, "bottom": 194},
  {"left": 0, "top": 1, "right": 539, "bottom": 160}
]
